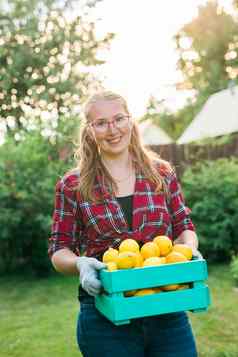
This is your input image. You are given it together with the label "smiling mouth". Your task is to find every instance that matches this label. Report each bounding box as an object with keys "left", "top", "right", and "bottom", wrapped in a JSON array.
[{"left": 107, "top": 137, "right": 121, "bottom": 144}]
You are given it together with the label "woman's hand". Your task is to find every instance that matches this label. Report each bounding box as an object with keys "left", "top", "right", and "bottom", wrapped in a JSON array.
[
  {"left": 191, "top": 249, "right": 203, "bottom": 259},
  {"left": 76, "top": 257, "right": 106, "bottom": 296},
  {"left": 174, "top": 230, "right": 203, "bottom": 259}
]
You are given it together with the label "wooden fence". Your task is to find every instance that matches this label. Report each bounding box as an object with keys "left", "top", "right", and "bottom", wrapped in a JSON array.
[{"left": 149, "top": 134, "right": 238, "bottom": 178}]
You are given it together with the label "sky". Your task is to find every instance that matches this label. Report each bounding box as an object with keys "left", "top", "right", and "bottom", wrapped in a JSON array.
[{"left": 89, "top": 0, "right": 234, "bottom": 117}]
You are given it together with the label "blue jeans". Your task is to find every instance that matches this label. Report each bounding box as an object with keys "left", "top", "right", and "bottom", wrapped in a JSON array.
[{"left": 76, "top": 299, "right": 198, "bottom": 357}]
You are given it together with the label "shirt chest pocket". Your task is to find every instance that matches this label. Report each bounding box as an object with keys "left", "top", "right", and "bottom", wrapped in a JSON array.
[
  {"left": 142, "top": 193, "right": 172, "bottom": 230},
  {"left": 79, "top": 200, "right": 124, "bottom": 236}
]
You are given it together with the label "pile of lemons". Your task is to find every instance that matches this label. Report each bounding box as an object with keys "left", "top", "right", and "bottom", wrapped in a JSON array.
[{"left": 102, "top": 236, "right": 193, "bottom": 295}]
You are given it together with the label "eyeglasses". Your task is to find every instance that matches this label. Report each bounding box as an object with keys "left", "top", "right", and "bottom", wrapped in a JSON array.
[{"left": 90, "top": 115, "right": 130, "bottom": 133}]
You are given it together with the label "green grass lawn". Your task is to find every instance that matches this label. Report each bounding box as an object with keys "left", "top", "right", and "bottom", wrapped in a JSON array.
[
  {"left": 0, "top": 264, "right": 237, "bottom": 357},
  {"left": 190, "top": 264, "right": 238, "bottom": 357}
]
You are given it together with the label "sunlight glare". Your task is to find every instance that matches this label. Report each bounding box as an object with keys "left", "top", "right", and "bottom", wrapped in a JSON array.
[{"left": 92, "top": 0, "right": 234, "bottom": 117}]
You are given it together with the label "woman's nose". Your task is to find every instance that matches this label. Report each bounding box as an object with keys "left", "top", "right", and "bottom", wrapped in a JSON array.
[{"left": 107, "top": 121, "right": 117, "bottom": 132}]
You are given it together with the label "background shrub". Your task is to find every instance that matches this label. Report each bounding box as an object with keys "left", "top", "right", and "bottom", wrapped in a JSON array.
[
  {"left": 230, "top": 255, "right": 238, "bottom": 286},
  {"left": 0, "top": 133, "right": 73, "bottom": 276},
  {"left": 181, "top": 158, "right": 238, "bottom": 262}
]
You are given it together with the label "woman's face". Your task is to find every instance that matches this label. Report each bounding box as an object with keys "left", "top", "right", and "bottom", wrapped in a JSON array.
[{"left": 88, "top": 99, "right": 133, "bottom": 158}]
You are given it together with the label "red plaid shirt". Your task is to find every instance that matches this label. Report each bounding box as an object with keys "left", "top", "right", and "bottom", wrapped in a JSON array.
[{"left": 48, "top": 164, "right": 195, "bottom": 259}]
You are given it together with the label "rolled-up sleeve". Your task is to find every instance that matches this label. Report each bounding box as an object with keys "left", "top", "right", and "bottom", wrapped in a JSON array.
[
  {"left": 48, "top": 179, "right": 82, "bottom": 258},
  {"left": 167, "top": 171, "right": 195, "bottom": 239}
]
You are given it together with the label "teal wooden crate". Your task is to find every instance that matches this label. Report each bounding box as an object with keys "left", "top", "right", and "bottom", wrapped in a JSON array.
[{"left": 95, "top": 258, "right": 211, "bottom": 325}]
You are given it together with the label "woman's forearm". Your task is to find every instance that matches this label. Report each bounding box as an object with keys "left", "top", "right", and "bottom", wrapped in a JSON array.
[{"left": 51, "top": 248, "right": 79, "bottom": 275}]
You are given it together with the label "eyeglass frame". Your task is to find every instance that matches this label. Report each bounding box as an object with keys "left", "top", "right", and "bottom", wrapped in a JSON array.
[{"left": 88, "top": 114, "right": 131, "bottom": 133}]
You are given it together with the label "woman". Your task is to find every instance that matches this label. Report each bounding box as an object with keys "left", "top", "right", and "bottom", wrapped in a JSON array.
[{"left": 48, "top": 91, "right": 200, "bottom": 356}]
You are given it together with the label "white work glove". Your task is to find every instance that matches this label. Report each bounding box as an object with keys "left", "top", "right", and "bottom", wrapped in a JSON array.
[
  {"left": 76, "top": 257, "right": 106, "bottom": 297},
  {"left": 192, "top": 249, "right": 203, "bottom": 259}
]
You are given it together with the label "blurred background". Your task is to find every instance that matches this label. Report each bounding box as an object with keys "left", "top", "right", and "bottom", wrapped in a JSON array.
[{"left": 0, "top": 1, "right": 238, "bottom": 356}]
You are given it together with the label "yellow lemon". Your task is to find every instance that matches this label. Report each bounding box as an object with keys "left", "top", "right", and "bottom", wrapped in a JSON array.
[
  {"left": 102, "top": 247, "right": 119, "bottom": 263},
  {"left": 124, "top": 290, "right": 138, "bottom": 297},
  {"left": 117, "top": 251, "right": 136, "bottom": 269},
  {"left": 166, "top": 251, "right": 188, "bottom": 264},
  {"left": 140, "top": 242, "right": 160, "bottom": 259},
  {"left": 133, "top": 252, "right": 144, "bottom": 268},
  {"left": 106, "top": 262, "right": 118, "bottom": 271},
  {"left": 153, "top": 287, "right": 163, "bottom": 293},
  {"left": 119, "top": 239, "right": 140, "bottom": 253},
  {"left": 161, "top": 284, "right": 180, "bottom": 291},
  {"left": 153, "top": 236, "right": 173, "bottom": 256},
  {"left": 177, "top": 284, "right": 190, "bottom": 290},
  {"left": 143, "top": 256, "right": 166, "bottom": 267},
  {"left": 134, "top": 289, "right": 156, "bottom": 296},
  {"left": 172, "top": 244, "right": 193, "bottom": 260}
]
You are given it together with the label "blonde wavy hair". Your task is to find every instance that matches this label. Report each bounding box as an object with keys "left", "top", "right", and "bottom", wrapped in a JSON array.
[{"left": 74, "top": 91, "right": 171, "bottom": 202}]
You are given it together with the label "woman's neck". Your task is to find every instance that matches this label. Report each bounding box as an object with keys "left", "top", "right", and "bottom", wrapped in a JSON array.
[
  {"left": 101, "top": 150, "right": 131, "bottom": 171},
  {"left": 101, "top": 151, "right": 136, "bottom": 196}
]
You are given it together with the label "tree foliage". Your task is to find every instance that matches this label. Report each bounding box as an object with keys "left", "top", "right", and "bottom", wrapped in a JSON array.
[
  {"left": 142, "top": 95, "right": 202, "bottom": 140},
  {"left": 140, "top": 96, "right": 175, "bottom": 139},
  {"left": 0, "top": 0, "right": 113, "bottom": 139},
  {"left": 143, "top": 1, "right": 238, "bottom": 140},
  {"left": 175, "top": 0, "right": 238, "bottom": 100},
  {"left": 182, "top": 158, "right": 238, "bottom": 262},
  {"left": 0, "top": 130, "right": 72, "bottom": 275}
]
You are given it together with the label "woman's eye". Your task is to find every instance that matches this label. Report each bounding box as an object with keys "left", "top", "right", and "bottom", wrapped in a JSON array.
[
  {"left": 116, "top": 116, "right": 124, "bottom": 122},
  {"left": 96, "top": 120, "right": 107, "bottom": 127}
]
